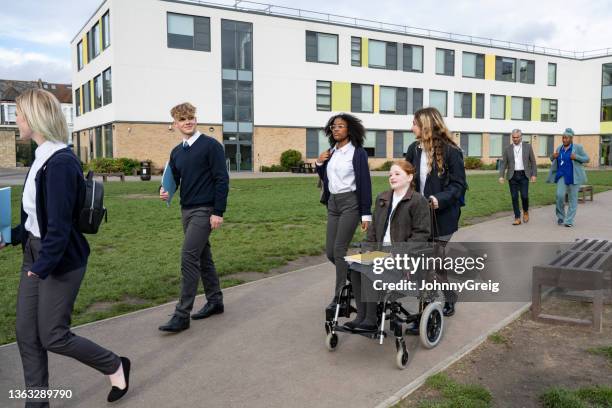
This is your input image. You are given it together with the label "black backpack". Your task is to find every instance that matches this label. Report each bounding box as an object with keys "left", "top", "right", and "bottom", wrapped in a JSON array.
[
  {"left": 41, "top": 150, "right": 107, "bottom": 234},
  {"left": 79, "top": 170, "right": 107, "bottom": 234}
]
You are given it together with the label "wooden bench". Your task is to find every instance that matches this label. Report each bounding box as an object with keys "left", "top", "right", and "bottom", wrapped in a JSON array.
[
  {"left": 532, "top": 239, "right": 612, "bottom": 332},
  {"left": 290, "top": 163, "right": 316, "bottom": 174},
  {"left": 95, "top": 172, "right": 125, "bottom": 182},
  {"left": 565, "top": 185, "right": 593, "bottom": 203}
]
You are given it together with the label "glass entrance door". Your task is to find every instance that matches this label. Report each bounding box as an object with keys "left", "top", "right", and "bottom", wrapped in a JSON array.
[{"left": 223, "top": 133, "right": 253, "bottom": 172}]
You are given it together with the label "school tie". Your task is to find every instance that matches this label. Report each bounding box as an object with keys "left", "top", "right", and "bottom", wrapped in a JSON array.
[{"left": 183, "top": 141, "right": 189, "bottom": 150}]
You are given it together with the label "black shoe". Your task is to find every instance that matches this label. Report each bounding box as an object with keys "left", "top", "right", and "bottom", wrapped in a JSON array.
[
  {"left": 158, "top": 315, "right": 190, "bottom": 332},
  {"left": 353, "top": 322, "right": 378, "bottom": 332},
  {"left": 405, "top": 321, "right": 419, "bottom": 335},
  {"left": 191, "top": 302, "right": 224, "bottom": 320},
  {"left": 443, "top": 302, "right": 455, "bottom": 317},
  {"left": 343, "top": 318, "right": 363, "bottom": 330},
  {"left": 107, "top": 356, "right": 130, "bottom": 403}
]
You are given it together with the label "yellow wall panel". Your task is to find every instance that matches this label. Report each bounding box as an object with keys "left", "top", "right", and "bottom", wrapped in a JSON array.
[
  {"left": 374, "top": 84, "right": 380, "bottom": 113},
  {"left": 79, "top": 85, "right": 84, "bottom": 115},
  {"left": 485, "top": 54, "right": 495, "bottom": 80},
  {"left": 361, "top": 37, "right": 368, "bottom": 67},
  {"left": 82, "top": 34, "right": 88, "bottom": 65},
  {"left": 471, "top": 93, "right": 476, "bottom": 119},
  {"left": 531, "top": 98, "right": 541, "bottom": 121},
  {"left": 505, "top": 96, "right": 511, "bottom": 119},
  {"left": 331, "top": 82, "right": 350, "bottom": 112},
  {"left": 601, "top": 122, "right": 612, "bottom": 134},
  {"left": 90, "top": 80, "right": 94, "bottom": 108},
  {"left": 99, "top": 18, "right": 103, "bottom": 51}
]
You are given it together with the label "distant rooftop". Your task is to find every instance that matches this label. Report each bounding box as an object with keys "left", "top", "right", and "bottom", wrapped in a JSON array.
[
  {"left": 0, "top": 79, "right": 72, "bottom": 104},
  {"left": 174, "top": 0, "right": 612, "bottom": 60}
]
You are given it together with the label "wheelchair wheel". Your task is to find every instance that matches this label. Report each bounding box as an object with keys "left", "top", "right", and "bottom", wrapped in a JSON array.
[
  {"left": 419, "top": 302, "right": 444, "bottom": 349},
  {"left": 325, "top": 333, "right": 339, "bottom": 351},
  {"left": 395, "top": 347, "right": 409, "bottom": 370}
]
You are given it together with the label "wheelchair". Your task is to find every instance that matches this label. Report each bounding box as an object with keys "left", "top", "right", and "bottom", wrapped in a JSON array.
[{"left": 324, "top": 248, "right": 445, "bottom": 370}]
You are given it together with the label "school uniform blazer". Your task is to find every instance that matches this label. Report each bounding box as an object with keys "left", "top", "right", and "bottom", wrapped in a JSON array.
[
  {"left": 405, "top": 141, "right": 467, "bottom": 238},
  {"left": 316, "top": 146, "right": 372, "bottom": 218},
  {"left": 546, "top": 143, "right": 589, "bottom": 185},
  {"left": 11, "top": 148, "right": 89, "bottom": 279}
]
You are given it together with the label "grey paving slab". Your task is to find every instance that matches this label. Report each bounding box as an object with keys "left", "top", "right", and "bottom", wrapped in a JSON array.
[{"left": 0, "top": 191, "right": 610, "bottom": 408}]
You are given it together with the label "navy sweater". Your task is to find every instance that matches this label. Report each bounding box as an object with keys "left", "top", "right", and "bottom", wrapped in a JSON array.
[
  {"left": 169, "top": 134, "right": 229, "bottom": 216},
  {"left": 11, "top": 148, "right": 90, "bottom": 279},
  {"left": 316, "top": 146, "right": 372, "bottom": 217}
]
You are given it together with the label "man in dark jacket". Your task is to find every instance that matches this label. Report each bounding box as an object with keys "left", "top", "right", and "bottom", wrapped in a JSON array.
[{"left": 498, "top": 129, "right": 537, "bottom": 225}]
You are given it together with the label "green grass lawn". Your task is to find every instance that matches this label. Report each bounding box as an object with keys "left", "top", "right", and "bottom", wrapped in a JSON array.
[{"left": 1, "top": 170, "right": 611, "bottom": 344}]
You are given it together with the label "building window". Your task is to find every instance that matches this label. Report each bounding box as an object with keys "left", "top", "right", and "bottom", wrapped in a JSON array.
[
  {"left": 77, "top": 41, "right": 83, "bottom": 70},
  {"left": 489, "top": 133, "right": 508, "bottom": 157},
  {"left": 409, "top": 88, "right": 423, "bottom": 114},
  {"left": 102, "top": 68, "right": 112, "bottom": 105},
  {"left": 496, "top": 56, "right": 516, "bottom": 82},
  {"left": 368, "top": 40, "right": 397, "bottom": 70},
  {"left": 429, "top": 90, "right": 447, "bottom": 116},
  {"left": 102, "top": 11, "right": 111, "bottom": 49},
  {"left": 351, "top": 83, "right": 373, "bottom": 113},
  {"left": 87, "top": 29, "right": 95, "bottom": 61},
  {"left": 92, "top": 22, "right": 101, "bottom": 58},
  {"left": 454, "top": 92, "right": 472, "bottom": 118},
  {"left": 75, "top": 88, "right": 81, "bottom": 117},
  {"left": 364, "top": 130, "right": 386, "bottom": 157},
  {"left": 462, "top": 52, "right": 484, "bottom": 79},
  {"left": 167, "top": 13, "right": 211, "bottom": 51},
  {"left": 491, "top": 94, "right": 505, "bottom": 119},
  {"left": 541, "top": 99, "right": 558, "bottom": 122},
  {"left": 511, "top": 97, "right": 531, "bottom": 120},
  {"left": 83, "top": 82, "right": 91, "bottom": 113},
  {"left": 393, "top": 131, "right": 416, "bottom": 158},
  {"left": 95, "top": 126, "right": 103, "bottom": 158},
  {"left": 436, "top": 48, "right": 454, "bottom": 76},
  {"left": 548, "top": 63, "right": 557, "bottom": 86},
  {"left": 537, "top": 135, "right": 554, "bottom": 157},
  {"left": 222, "top": 20, "right": 252, "bottom": 72},
  {"left": 222, "top": 80, "right": 253, "bottom": 122},
  {"left": 602, "top": 63, "right": 612, "bottom": 121},
  {"left": 93, "top": 74, "right": 103, "bottom": 109},
  {"left": 316, "top": 81, "right": 331, "bottom": 111},
  {"left": 379, "top": 86, "right": 407, "bottom": 114},
  {"left": 103, "top": 124, "right": 113, "bottom": 158},
  {"left": 460, "top": 133, "right": 482, "bottom": 157},
  {"left": 519, "top": 59, "right": 535, "bottom": 84},
  {"left": 403, "top": 44, "right": 423, "bottom": 73},
  {"left": 305, "top": 31, "right": 338, "bottom": 64},
  {"left": 306, "top": 128, "right": 329, "bottom": 158},
  {"left": 351, "top": 37, "right": 361, "bottom": 66},
  {"left": 6, "top": 104, "right": 16, "bottom": 123},
  {"left": 475, "top": 93, "right": 484, "bottom": 118}
]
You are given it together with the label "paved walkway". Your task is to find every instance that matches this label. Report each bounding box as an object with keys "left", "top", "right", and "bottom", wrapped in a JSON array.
[{"left": 1, "top": 191, "right": 611, "bottom": 408}]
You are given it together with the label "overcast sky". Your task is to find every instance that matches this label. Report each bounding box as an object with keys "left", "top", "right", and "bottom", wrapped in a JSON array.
[{"left": 1, "top": 0, "right": 611, "bottom": 83}]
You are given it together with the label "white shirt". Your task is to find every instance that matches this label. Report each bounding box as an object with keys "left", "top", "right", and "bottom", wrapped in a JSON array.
[
  {"left": 317, "top": 142, "right": 372, "bottom": 222},
  {"left": 419, "top": 149, "right": 429, "bottom": 195},
  {"left": 23, "top": 141, "right": 68, "bottom": 238},
  {"left": 182, "top": 131, "right": 201, "bottom": 147},
  {"left": 513, "top": 143, "right": 524, "bottom": 171},
  {"left": 383, "top": 191, "right": 404, "bottom": 244}
]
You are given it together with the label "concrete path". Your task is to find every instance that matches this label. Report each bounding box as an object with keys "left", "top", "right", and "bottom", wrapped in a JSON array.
[{"left": 1, "top": 191, "right": 611, "bottom": 408}]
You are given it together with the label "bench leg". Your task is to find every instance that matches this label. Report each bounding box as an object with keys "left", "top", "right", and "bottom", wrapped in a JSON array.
[{"left": 593, "top": 289, "right": 603, "bottom": 332}]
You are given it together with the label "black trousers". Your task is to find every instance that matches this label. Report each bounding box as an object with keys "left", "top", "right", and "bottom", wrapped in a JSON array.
[
  {"left": 174, "top": 206, "right": 222, "bottom": 318},
  {"left": 509, "top": 170, "right": 529, "bottom": 218},
  {"left": 16, "top": 236, "right": 121, "bottom": 408}
]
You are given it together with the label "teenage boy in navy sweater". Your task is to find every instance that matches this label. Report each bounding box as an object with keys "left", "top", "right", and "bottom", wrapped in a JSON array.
[{"left": 159, "top": 103, "right": 229, "bottom": 333}]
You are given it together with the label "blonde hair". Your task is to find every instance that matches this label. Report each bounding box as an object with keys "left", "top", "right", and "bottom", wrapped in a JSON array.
[
  {"left": 170, "top": 102, "right": 196, "bottom": 120},
  {"left": 414, "top": 107, "right": 458, "bottom": 176},
  {"left": 16, "top": 89, "right": 68, "bottom": 143}
]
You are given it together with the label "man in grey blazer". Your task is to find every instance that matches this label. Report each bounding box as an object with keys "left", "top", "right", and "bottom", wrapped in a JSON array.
[{"left": 498, "top": 129, "right": 537, "bottom": 225}]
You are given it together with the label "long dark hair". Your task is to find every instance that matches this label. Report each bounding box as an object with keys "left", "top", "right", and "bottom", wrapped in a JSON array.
[{"left": 324, "top": 113, "right": 365, "bottom": 149}]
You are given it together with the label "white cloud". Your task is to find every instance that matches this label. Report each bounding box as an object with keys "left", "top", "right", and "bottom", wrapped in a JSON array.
[
  {"left": 0, "top": 15, "right": 72, "bottom": 46},
  {"left": 0, "top": 47, "right": 71, "bottom": 83}
]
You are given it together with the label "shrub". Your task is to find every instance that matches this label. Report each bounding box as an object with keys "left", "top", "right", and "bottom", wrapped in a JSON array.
[
  {"left": 260, "top": 164, "right": 287, "bottom": 172},
  {"left": 374, "top": 161, "right": 394, "bottom": 171},
  {"left": 89, "top": 157, "right": 143, "bottom": 175},
  {"left": 537, "top": 163, "right": 551, "bottom": 169},
  {"left": 481, "top": 163, "right": 497, "bottom": 170},
  {"left": 464, "top": 157, "right": 483, "bottom": 169},
  {"left": 280, "top": 150, "right": 302, "bottom": 170}
]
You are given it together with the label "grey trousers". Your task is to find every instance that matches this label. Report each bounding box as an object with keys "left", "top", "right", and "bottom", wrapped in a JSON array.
[
  {"left": 349, "top": 269, "right": 378, "bottom": 325},
  {"left": 16, "top": 236, "right": 121, "bottom": 408},
  {"left": 326, "top": 192, "right": 360, "bottom": 297},
  {"left": 175, "top": 206, "right": 222, "bottom": 318}
]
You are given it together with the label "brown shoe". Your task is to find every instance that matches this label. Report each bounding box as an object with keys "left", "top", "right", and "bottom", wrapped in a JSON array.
[
  {"left": 512, "top": 218, "right": 521, "bottom": 225},
  {"left": 523, "top": 212, "right": 529, "bottom": 223}
]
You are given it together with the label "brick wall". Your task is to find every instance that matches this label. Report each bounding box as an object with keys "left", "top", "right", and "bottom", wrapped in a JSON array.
[
  {"left": 0, "top": 130, "right": 16, "bottom": 167},
  {"left": 253, "top": 127, "right": 306, "bottom": 170}
]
